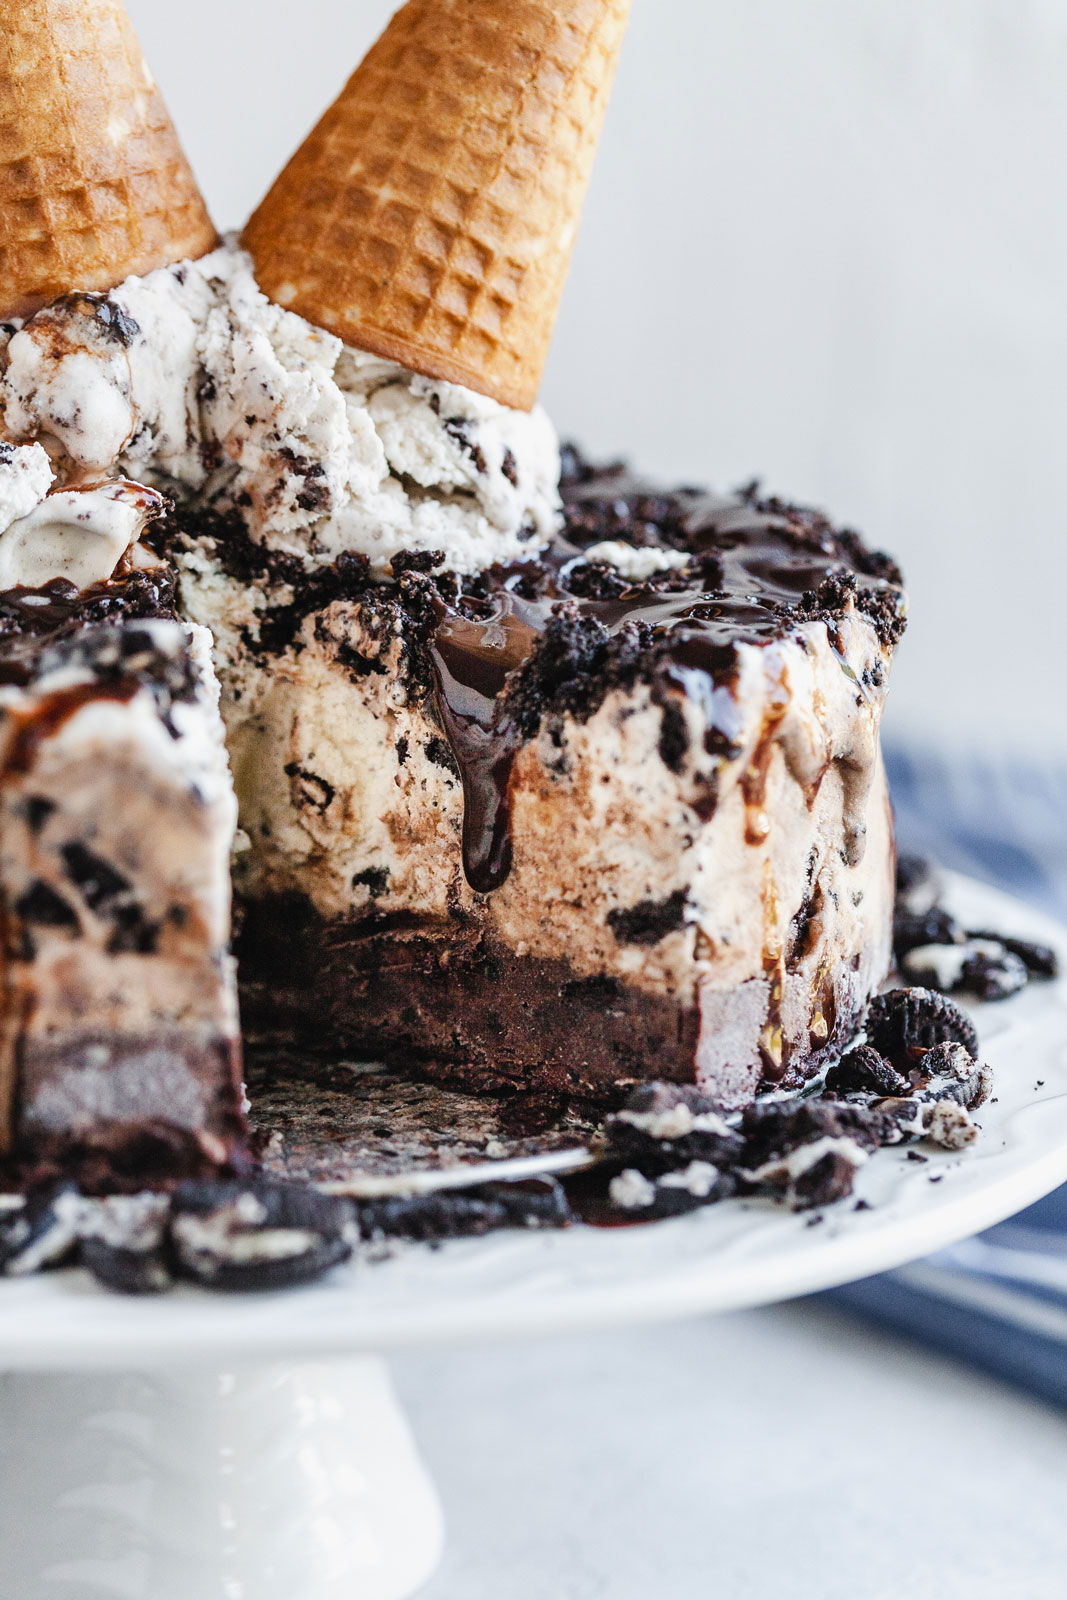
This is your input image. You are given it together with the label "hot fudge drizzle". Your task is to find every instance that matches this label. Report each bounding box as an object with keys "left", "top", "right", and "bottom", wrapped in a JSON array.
[{"left": 425, "top": 456, "right": 905, "bottom": 894}]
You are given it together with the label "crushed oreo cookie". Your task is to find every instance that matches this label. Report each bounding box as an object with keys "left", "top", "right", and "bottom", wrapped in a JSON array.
[
  {"left": 607, "top": 1162, "right": 735, "bottom": 1220},
  {"left": 599, "top": 1083, "right": 745, "bottom": 1174},
  {"left": 583, "top": 967, "right": 998, "bottom": 1219},
  {"left": 78, "top": 1194, "right": 172, "bottom": 1294},
  {"left": 0, "top": 1183, "right": 84, "bottom": 1275},
  {"left": 824, "top": 1044, "right": 909, "bottom": 1099},
  {"left": 955, "top": 946, "right": 1029, "bottom": 1002},
  {"left": 169, "top": 1180, "right": 357, "bottom": 1292},
  {"left": 909, "top": 1040, "right": 993, "bottom": 1109},
  {"left": 356, "top": 1178, "right": 572, "bottom": 1244}
]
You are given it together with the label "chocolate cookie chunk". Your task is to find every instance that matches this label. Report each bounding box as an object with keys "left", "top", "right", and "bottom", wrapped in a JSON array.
[
  {"left": 865, "top": 988, "right": 979, "bottom": 1066},
  {"left": 606, "top": 1161, "right": 734, "bottom": 1220},
  {"left": 357, "top": 1177, "right": 572, "bottom": 1243},
  {"left": 967, "top": 932, "right": 1059, "bottom": 980},
  {"left": 602, "top": 1083, "right": 744, "bottom": 1175},
  {"left": 912, "top": 1041, "right": 992, "bottom": 1110},
  {"left": 893, "top": 906, "right": 962, "bottom": 962},
  {"left": 958, "top": 947, "right": 1029, "bottom": 1002},
  {"left": 824, "top": 1045, "right": 910, "bottom": 1099},
  {"left": 79, "top": 1194, "right": 172, "bottom": 1295}
]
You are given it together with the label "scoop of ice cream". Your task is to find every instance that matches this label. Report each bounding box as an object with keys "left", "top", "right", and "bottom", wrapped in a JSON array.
[
  {"left": 3, "top": 295, "right": 139, "bottom": 473},
  {"left": 0, "top": 241, "right": 562, "bottom": 578},
  {"left": 0, "top": 479, "right": 166, "bottom": 591},
  {"left": 581, "top": 541, "right": 691, "bottom": 580},
  {"left": 3, "top": 276, "right": 215, "bottom": 486},
  {"left": 195, "top": 247, "right": 561, "bottom": 572},
  {"left": 0, "top": 441, "right": 53, "bottom": 535}
]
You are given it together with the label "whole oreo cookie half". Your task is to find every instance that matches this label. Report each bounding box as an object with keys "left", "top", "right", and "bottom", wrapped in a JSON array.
[
  {"left": 170, "top": 1180, "right": 357, "bottom": 1291},
  {"left": 865, "top": 987, "right": 979, "bottom": 1066},
  {"left": 79, "top": 1194, "right": 173, "bottom": 1295}
]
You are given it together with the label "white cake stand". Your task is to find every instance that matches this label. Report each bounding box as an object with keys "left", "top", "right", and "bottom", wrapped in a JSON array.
[{"left": 3, "top": 873, "right": 1067, "bottom": 1600}]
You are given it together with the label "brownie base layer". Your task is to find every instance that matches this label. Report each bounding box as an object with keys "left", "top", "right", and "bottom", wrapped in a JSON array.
[
  {"left": 6, "top": 1031, "right": 248, "bottom": 1194},
  {"left": 236, "top": 900, "right": 876, "bottom": 1108}
]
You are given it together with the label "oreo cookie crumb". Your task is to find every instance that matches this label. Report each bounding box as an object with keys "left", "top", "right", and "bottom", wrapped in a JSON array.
[{"left": 923, "top": 1101, "right": 978, "bottom": 1151}]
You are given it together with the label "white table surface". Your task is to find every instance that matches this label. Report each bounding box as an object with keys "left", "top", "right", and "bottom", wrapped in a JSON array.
[{"left": 395, "top": 1300, "right": 1067, "bottom": 1600}]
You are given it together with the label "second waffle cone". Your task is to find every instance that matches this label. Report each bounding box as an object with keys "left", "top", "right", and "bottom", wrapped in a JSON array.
[{"left": 245, "top": 0, "right": 632, "bottom": 411}]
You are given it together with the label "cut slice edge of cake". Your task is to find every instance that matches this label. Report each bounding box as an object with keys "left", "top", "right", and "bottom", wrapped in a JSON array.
[{"left": 0, "top": 576, "right": 246, "bottom": 1189}]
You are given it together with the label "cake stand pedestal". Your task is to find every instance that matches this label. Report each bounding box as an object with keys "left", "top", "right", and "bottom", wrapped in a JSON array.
[{"left": 0, "top": 1357, "right": 443, "bottom": 1600}]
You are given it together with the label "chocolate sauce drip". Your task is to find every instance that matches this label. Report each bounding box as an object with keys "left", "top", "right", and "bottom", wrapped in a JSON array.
[
  {"left": 0, "top": 571, "right": 194, "bottom": 772},
  {"left": 429, "top": 591, "right": 543, "bottom": 894},
  {"left": 425, "top": 459, "right": 904, "bottom": 895},
  {"left": 0, "top": 570, "right": 178, "bottom": 686}
]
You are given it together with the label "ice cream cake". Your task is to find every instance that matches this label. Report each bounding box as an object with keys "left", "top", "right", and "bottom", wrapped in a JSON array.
[
  {"left": 182, "top": 448, "right": 904, "bottom": 1106},
  {"left": 0, "top": 0, "right": 908, "bottom": 1181}
]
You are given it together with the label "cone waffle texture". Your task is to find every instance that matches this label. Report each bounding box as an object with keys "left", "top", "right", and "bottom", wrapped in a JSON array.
[
  {"left": 0, "top": 0, "right": 217, "bottom": 320},
  {"left": 244, "top": 0, "right": 632, "bottom": 410}
]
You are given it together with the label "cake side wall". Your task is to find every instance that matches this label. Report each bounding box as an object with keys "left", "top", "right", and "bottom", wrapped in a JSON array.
[{"left": 214, "top": 573, "right": 898, "bottom": 1102}]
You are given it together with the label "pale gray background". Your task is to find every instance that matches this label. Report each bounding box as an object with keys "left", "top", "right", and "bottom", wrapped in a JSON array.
[{"left": 128, "top": 0, "right": 1067, "bottom": 756}]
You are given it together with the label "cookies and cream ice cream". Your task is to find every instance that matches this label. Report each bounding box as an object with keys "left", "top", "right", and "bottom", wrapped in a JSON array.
[{"left": 1, "top": 242, "right": 562, "bottom": 577}]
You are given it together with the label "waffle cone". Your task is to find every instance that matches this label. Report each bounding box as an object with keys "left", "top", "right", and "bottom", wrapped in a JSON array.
[
  {"left": 244, "top": 0, "right": 631, "bottom": 411},
  {"left": 0, "top": 0, "right": 217, "bottom": 321}
]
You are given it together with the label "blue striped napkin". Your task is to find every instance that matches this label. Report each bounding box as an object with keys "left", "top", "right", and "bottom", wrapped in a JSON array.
[{"left": 824, "top": 745, "right": 1067, "bottom": 1401}]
